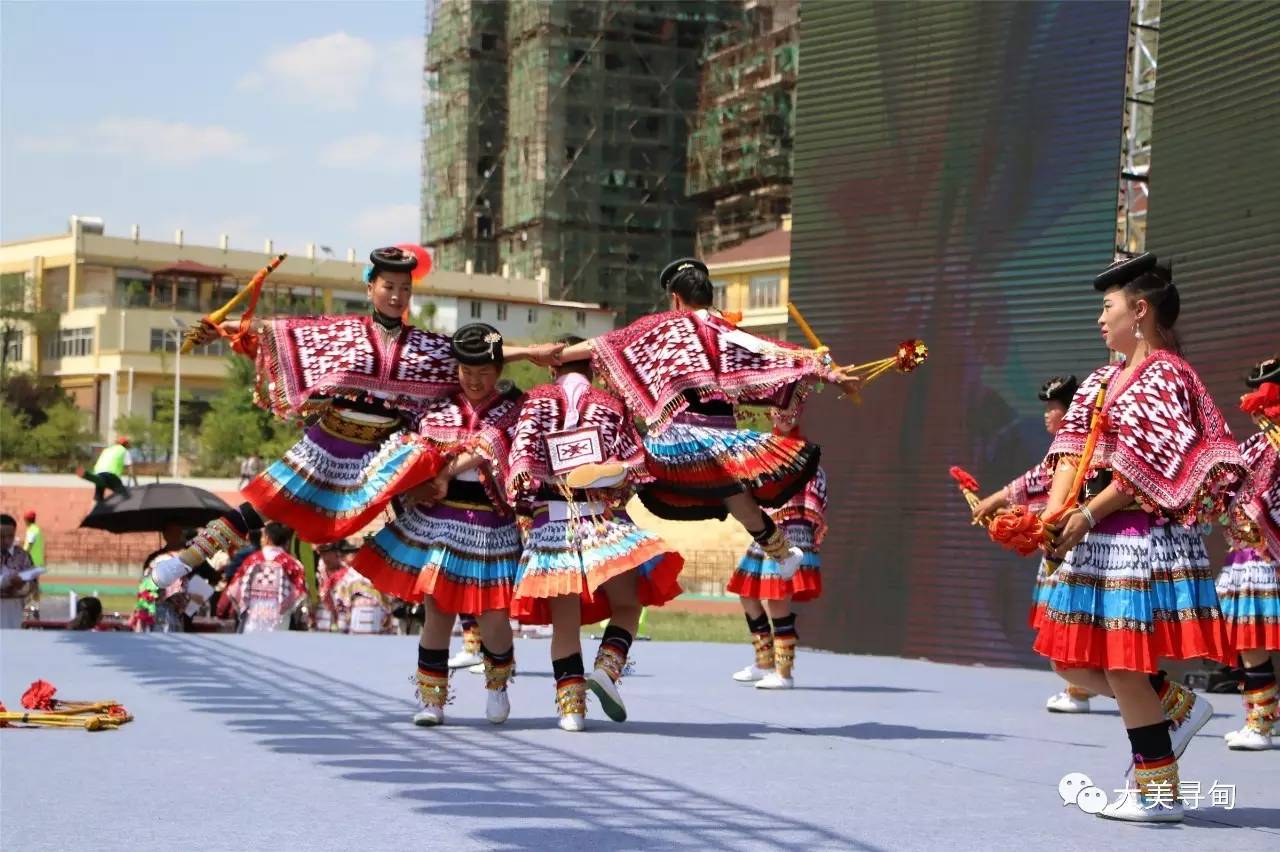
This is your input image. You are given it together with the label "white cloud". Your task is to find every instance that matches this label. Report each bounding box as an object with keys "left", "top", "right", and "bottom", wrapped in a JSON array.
[
  {"left": 239, "top": 32, "right": 422, "bottom": 111},
  {"left": 17, "top": 117, "right": 259, "bottom": 165},
  {"left": 351, "top": 203, "right": 419, "bottom": 247},
  {"left": 318, "top": 133, "right": 420, "bottom": 171}
]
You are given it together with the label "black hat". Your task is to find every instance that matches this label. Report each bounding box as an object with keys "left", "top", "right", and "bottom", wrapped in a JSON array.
[
  {"left": 660, "top": 258, "right": 708, "bottom": 292},
  {"left": 452, "top": 322, "right": 504, "bottom": 365},
  {"left": 1038, "top": 375, "right": 1078, "bottom": 406},
  {"left": 1246, "top": 357, "right": 1280, "bottom": 389},
  {"left": 1094, "top": 252, "right": 1158, "bottom": 291},
  {"left": 365, "top": 246, "right": 418, "bottom": 282}
]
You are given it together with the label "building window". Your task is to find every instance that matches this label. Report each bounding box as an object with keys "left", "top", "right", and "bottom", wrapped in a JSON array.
[
  {"left": 496, "top": 303, "right": 508, "bottom": 321},
  {"left": 150, "top": 328, "right": 178, "bottom": 353},
  {"left": 3, "top": 332, "right": 22, "bottom": 363},
  {"left": 748, "top": 275, "right": 781, "bottom": 310},
  {"left": 115, "top": 269, "right": 151, "bottom": 308},
  {"left": 712, "top": 280, "right": 729, "bottom": 311},
  {"left": 469, "top": 300, "right": 482, "bottom": 319},
  {"left": 45, "top": 327, "right": 94, "bottom": 359},
  {"left": 575, "top": 310, "right": 586, "bottom": 327},
  {"left": 527, "top": 308, "right": 537, "bottom": 324}
]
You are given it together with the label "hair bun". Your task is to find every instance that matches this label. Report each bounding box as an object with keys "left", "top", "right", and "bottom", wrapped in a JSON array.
[
  {"left": 451, "top": 322, "right": 504, "bottom": 365},
  {"left": 1038, "top": 375, "right": 1079, "bottom": 405}
]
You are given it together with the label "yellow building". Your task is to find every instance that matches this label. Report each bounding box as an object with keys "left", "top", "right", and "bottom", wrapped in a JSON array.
[
  {"left": 704, "top": 214, "right": 792, "bottom": 340},
  {"left": 0, "top": 217, "right": 613, "bottom": 441}
]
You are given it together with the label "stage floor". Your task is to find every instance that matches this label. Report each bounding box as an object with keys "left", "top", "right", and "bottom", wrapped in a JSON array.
[{"left": 2, "top": 631, "right": 1276, "bottom": 850}]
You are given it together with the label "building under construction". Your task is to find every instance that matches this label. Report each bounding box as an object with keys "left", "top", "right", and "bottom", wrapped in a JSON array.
[
  {"left": 421, "top": 0, "right": 731, "bottom": 321},
  {"left": 685, "top": 0, "right": 799, "bottom": 256}
]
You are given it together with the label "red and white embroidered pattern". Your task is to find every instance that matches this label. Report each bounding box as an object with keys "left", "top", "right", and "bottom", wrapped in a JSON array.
[
  {"left": 1237, "top": 431, "right": 1280, "bottom": 560},
  {"left": 773, "top": 465, "right": 828, "bottom": 544},
  {"left": 1046, "top": 352, "right": 1245, "bottom": 521},
  {"left": 256, "top": 315, "right": 457, "bottom": 416},
  {"left": 589, "top": 311, "right": 836, "bottom": 433},
  {"left": 1007, "top": 460, "right": 1052, "bottom": 515},
  {"left": 416, "top": 391, "right": 521, "bottom": 506},
  {"left": 505, "top": 384, "right": 649, "bottom": 505}
]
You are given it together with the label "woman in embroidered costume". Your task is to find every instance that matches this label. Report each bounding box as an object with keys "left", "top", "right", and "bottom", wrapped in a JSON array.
[
  {"left": 150, "top": 249, "right": 557, "bottom": 590},
  {"left": 973, "top": 375, "right": 1104, "bottom": 714},
  {"left": 353, "top": 324, "right": 524, "bottom": 728},
  {"left": 1216, "top": 356, "right": 1280, "bottom": 751},
  {"left": 507, "top": 339, "right": 684, "bottom": 731},
  {"left": 727, "top": 408, "right": 825, "bottom": 690},
  {"left": 1031, "top": 253, "right": 1245, "bottom": 823},
  {"left": 217, "top": 523, "right": 307, "bottom": 633},
  {"left": 550, "top": 258, "right": 860, "bottom": 578}
]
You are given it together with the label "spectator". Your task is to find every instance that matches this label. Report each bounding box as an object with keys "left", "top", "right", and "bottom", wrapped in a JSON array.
[
  {"left": 78, "top": 437, "right": 135, "bottom": 502},
  {"left": 143, "top": 523, "right": 188, "bottom": 574},
  {"left": 219, "top": 522, "right": 306, "bottom": 633},
  {"left": 68, "top": 596, "right": 104, "bottom": 631},
  {"left": 1, "top": 514, "right": 37, "bottom": 629},
  {"left": 22, "top": 511, "right": 44, "bottom": 568},
  {"left": 223, "top": 529, "right": 263, "bottom": 583},
  {"left": 238, "top": 452, "right": 264, "bottom": 489}
]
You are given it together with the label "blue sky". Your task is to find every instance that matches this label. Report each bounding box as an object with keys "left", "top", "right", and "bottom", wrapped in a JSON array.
[{"left": 1, "top": 1, "right": 426, "bottom": 257}]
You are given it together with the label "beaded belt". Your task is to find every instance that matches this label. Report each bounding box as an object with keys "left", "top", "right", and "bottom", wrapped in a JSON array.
[{"left": 320, "top": 409, "right": 401, "bottom": 444}]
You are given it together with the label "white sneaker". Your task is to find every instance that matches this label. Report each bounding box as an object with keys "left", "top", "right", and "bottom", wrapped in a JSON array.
[
  {"left": 448, "top": 649, "right": 483, "bottom": 669},
  {"left": 732, "top": 664, "right": 771, "bottom": 683},
  {"left": 468, "top": 662, "right": 485, "bottom": 675},
  {"left": 1098, "top": 789, "right": 1183, "bottom": 823},
  {"left": 775, "top": 546, "right": 804, "bottom": 580},
  {"left": 1170, "top": 693, "right": 1211, "bottom": 759},
  {"left": 1226, "top": 727, "right": 1273, "bottom": 751},
  {"left": 587, "top": 669, "right": 627, "bottom": 722},
  {"left": 558, "top": 713, "right": 586, "bottom": 732},
  {"left": 413, "top": 703, "right": 445, "bottom": 726},
  {"left": 1045, "top": 691, "right": 1091, "bottom": 713},
  {"left": 755, "top": 672, "right": 794, "bottom": 690},
  {"left": 486, "top": 689, "right": 511, "bottom": 724}
]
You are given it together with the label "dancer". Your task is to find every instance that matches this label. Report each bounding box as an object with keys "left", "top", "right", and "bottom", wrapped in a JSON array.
[
  {"left": 218, "top": 522, "right": 307, "bottom": 633},
  {"left": 1032, "top": 253, "right": 1245, "bottom": 822},
  {"left": 449, "top": 614, "right": 484, "bottom": 670},
  {"left": 353, "top": 324, "right": 523, "bottom": 727},
  {"left": 727, "top": 409, "right": 825, "bottom": 690},
  {"left": 1217, "top": 356, "right": 1280, "bottom": 750},
  {"left": 507, "top": 338, "right": 683, "bottom": 731},
  {"left": 152, "top": 249, "right": 556, "bottom": 587},
  {"left": 550, "top": 258, "right": 860, "bottom": 577},
  {"left": 319, "top": 543, "right": 397, "bottom": 635},
  {"left": 973, "top": 375, "right": 1099, "bottom": 713}
]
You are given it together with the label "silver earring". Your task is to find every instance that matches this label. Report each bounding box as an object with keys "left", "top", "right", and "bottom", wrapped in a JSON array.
[{"left": 1135, "top": 326, "right": 1142, "bottom": 340}]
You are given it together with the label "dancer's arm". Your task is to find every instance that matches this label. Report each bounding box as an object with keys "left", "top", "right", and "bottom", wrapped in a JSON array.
[
  {"left": 505, "top": 342, "right": 565, "bottom": 366},
  {"left": 1050, "top": 483, "right": 1132, "bottom": 559},
  {"left": 401, "top": 451, "right": 486, "bottom": 507}
]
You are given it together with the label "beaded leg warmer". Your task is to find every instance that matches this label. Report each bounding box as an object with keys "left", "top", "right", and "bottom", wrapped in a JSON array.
[
  {"left": 751, "top": 632, "right": 775, "bottom": 670},
  {"left": 484, "top": 657, "right": 515, "bottom": 693},
  {"left": 415, "top": 671, "right": 450, "bottom": 710},
  {"left": 774, "top": 636, "right": 797, "bottom": 679},
  {"left": 757, "top": 527, "right": 793, "bottom": 563},
  {"left": 1066, "top": 686, "right": 1094, "bottom": 700},
  {"left": 593, "top": 644, "right": 627, "bottom": 684},
  {"left": 1159, "top": 681, "right": 1195, "bottom": 728},
  {"left": 1242, "top": 683, "right": 1279, "bottom": 735},
  {"left": 556, "top": 679, "right": 587, "bottom": 719},
  {"left": 1133, "top": 756, "right": 1179, "bottom": 805},
  {"left": 462, "top": 623, "right": 482, "bottom": 656}
]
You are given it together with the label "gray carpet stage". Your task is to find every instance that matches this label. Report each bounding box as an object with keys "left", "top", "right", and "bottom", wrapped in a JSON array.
[{"left": 2, "top": 632, "right": 1276, "bottom": 850}]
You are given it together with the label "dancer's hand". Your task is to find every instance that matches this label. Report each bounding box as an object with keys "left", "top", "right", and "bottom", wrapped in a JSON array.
[
  {"left": 187, "top": 320, "right": 226, "bottom": 347},
  {"left": 838, "top": 374, "right": 864, "bottom": 397},
  {"left": 972, "top": 489, "right": 1008, "bottom": 523},
  {"left": 1049, "top": 510, "right": 1090, "bottom": 560},
  {"left": 524, "top": 342, "right": 565, "bottom": 367}
]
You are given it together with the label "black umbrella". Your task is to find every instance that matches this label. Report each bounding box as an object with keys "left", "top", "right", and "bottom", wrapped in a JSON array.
[{"left": 80, "top": 483, "right": 234, "bottom": 534}]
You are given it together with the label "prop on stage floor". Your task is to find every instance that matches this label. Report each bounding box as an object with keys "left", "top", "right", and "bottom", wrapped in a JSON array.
[{"left": 0, "top": 680, "right": 133, "bottom": 731}]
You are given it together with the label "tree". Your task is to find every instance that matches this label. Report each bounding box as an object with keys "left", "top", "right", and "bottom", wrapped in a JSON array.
[
  {"left": 194, "top": 355, "right": 300, "bottom": 476},
  {"left": 26, "top": 400, "right": 95, "bottom": 468},
  {"left": 0, "top": 271, "right": 57, "bottom": 383}
]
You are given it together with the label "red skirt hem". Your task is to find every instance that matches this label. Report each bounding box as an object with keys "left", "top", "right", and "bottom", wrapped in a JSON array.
[
  {"left": 511, "top": 552, "right": 685, "bottom": 626},
  {"left": 350, "top": 551, "right": 419, "bottom": 602},
  {"left": 725, "top": 569, "right": 821, "bottom": 602},
  {"left": 1222, "top": 621, "right": 1280, "bottom": 654},
  {"left": 1033, "top": 618, "right": 1233, "bottom": 673}
]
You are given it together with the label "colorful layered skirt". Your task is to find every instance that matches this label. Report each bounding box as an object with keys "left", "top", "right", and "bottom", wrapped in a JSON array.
[
  {"left": 638, "top": 413, "right": 820, "bottom": 521},
  {"left": 726, "top": 521, "right": 822, "bottom": 601},
  {"left": 1215, "top": 547, "right": 1280, "bottom": 653},
  {"left": 242, "top": 409, "right": 443, "bottom": 544},
  {"left": 511, "top": 504, "right": 684, "bottom": 625},
  {"left": 1033, "top": 510, "right": 1231, "bottom": 672},
  {"left": 352, "top": 498, "right": 520, "bottom": 614}
]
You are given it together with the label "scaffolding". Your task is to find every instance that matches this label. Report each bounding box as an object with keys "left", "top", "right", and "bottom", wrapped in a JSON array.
[
  {"left": 1116, "top": 0, "right": 1160, "bottom": 255},
  {"left": 685, "top": 0, "right": 799, "bottom": 255},
  {"left": 421, "top": 0, "right": 509, "bottom": 274},
  {"left": 495, "top": 0, "right": 730, "bottom": 319}
]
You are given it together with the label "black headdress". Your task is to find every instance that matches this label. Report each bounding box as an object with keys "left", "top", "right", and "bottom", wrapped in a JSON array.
[
  {"left": 1038, "top": 375, "right": 1079, "bottom": 406},
  {"left": 660, "top": 258, "right": 709, "bottom": 292},
  {"left": 452, "top": 322, "right": 504, "bottom": 365}
]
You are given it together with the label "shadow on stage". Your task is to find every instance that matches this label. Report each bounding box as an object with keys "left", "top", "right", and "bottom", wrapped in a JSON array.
[{"left": 67, "top": 633, "right": 903, "bottom": 850}]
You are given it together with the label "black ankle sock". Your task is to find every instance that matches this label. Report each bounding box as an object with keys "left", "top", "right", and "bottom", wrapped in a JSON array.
[
  {"left": 417, "top": 646, "right": 449, "bottom": 676},
  {"left": 459, "top": 613, "right": 479, "bottom": 630},
  {"left": 481, "top": 642, "right": 513, "bottom": 665},
  {"left": 771, "top": 613, "right": 797, "bottom": 639},
  {"left": 552, "top": 653, "right": 585, "bottom": 684},
  {"left": 1148, "top": 670, "right": 1167, "bottom": 693},
  {"left": 1242, "top": 658, "right": 1276, "bottom": 692},
  {"left": 745, "top": 612, "right": 771, "bottom": 635},
  {"left": 750, "top": 513, "right": 778, "bottom": 545},
  {"left": 601, "top": 624, "right": 633, "bottom": 656},
  {"left": 1126, "top": 721, "right": 1174, "bottom": 761}
]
